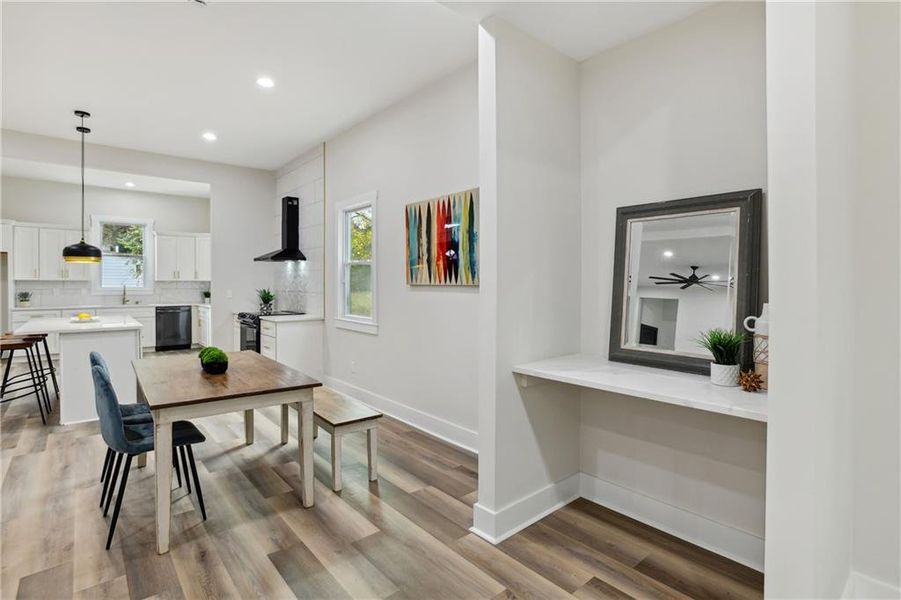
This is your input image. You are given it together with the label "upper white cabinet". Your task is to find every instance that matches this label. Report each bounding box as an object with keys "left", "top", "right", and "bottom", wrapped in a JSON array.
[
  {"left": 14, "top": 226, "right": 40, "bottom": 280},
  {"left": 14, "top": 225, "right": 88, "bottom": 281},
  {"left": 1, "top": 222, "right": 13, "bottom": 253},
  {"left": 195, "top": 236, "right": 211, "bottom": 281},
  {"left": 155, "top": 233, "right": 208, "bottom": 281}
]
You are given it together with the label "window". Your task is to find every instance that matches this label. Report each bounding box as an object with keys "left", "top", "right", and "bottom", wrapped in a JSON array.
[
  {"left": 92, "top": 216, "right": 154, "bottom": 293},
  {"left": 336, "top": 192, "right": 377, "bottom": 334}
]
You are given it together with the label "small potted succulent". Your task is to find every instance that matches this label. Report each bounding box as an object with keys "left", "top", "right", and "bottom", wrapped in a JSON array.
[
  {"left": 202, "top": 290, "right": 211, "bottom": 304},
  {"left": 199, "top": 346, "right": 229, "bottom": 375},
  {"left": 696, "top": 328, "right": 747, "bottom": 387},
  {"left": 17, "top": 291, "right": 32, "bottom": 307},
  {"left": 257, "top": 288, "right": 275, "bottom": 315}
]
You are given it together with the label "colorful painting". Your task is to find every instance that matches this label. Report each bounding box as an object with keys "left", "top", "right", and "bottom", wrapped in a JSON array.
[{"left": 405, "top": 188, "right": 479, "bottom": 286}]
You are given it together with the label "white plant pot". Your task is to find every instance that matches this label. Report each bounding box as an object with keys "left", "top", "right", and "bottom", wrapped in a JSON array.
[
  {"left": 710, "top": 363, "right": 740, "bottom": 387},
  {"left": 18, "top": 300, "right": 30, "bottom": 307}
]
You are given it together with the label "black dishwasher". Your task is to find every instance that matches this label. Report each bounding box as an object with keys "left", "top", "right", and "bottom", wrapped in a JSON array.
[{"left": 155, "top": 306, "right": 192, "bottom": 351}]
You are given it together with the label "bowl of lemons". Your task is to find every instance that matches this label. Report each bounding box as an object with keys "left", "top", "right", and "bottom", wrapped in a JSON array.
[{"left": 71, "top": 312, "right": 99, "bottom": 323}]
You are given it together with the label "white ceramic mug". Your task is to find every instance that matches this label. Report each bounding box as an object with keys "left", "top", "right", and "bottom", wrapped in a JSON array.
[{"left": 743, "top": 303, "right": 770, "bottom": 335}]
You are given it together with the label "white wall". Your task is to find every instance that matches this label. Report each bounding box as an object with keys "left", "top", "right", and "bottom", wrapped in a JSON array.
[
  {"left": 474, "top": 18, "right": 582, "bottom": 540},
  {"left": 765, "top": 2, "right": 900, "bottom": 597},
  {"left": 2, "top": 130, "right": 275, "bottom": 348},
  {"left": 579, "top": 3, "right": 768, "bottom": 568},
  {"left": 274, "top": 145, "right": 324, "bottom": 316},
  {"left": 635, "top": 285, "right": 730, "bottom": 355},
  {"left": 1, "top": 176, "right": 209, "bottom": 233},
  {"left": 322, "top": 64, "right": 480, "bottom": 448}
]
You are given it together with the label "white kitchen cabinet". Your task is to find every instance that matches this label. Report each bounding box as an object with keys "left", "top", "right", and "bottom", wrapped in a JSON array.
[
  {"left": 195, "top": 236, "right": 211, "bottom": 281},
  {"left": 177, "top": 236, "right": 196, "bottom": 280},
  {"left": 257, "top": 318, "right": 323, "bottom": 379},
  {"left": 14, "top": 226, "right": 40, "bottom": 280},
  {"left": 197, "top": 305, "right": 211, "bottom": 347},
  {"left": 38, "top": 228, "right": 64, "bottom": 280},
  {"left": 155, "top": 235, "right": 179, "bottom": 280}
]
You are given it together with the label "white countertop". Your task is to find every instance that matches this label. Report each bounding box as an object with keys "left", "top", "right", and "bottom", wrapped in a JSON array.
[
  {"left": 259, "top": 314, "right": 324, "bottom": 323},
  {"left": 512, "top": 354, "right": 768, "bottom": 423},
  {"left": 13, "top": 303, "right": 207, "bottom": 311},
  {"left": 14, "top": 316, "right": 144, "bottom": 334}
]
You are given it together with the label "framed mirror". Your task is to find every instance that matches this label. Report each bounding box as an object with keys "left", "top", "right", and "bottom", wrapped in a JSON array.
[{"left": 609, "top": 189, "right": 762, "bottom": 374}]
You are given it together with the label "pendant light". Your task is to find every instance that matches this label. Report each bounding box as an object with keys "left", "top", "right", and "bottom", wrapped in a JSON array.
[{"left": 62, "top": 110, "right": 102, "bottom": 264}]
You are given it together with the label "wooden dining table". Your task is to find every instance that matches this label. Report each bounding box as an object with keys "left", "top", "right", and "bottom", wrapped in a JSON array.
[{"left": 132, "top": 350, "right": 321, "bottom": 554}]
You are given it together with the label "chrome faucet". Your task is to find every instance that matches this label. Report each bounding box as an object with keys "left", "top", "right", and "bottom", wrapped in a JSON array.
[{"left": 122, "top": 285, "right": 131, "bottom": 305}]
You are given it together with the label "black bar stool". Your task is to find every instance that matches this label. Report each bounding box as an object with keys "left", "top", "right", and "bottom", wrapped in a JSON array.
[
  {"left": 0, "top": 338, "right": 50, "bottom": 424},
  {"left": 2, "top": 332, "right": 59, "bottom": 403}
]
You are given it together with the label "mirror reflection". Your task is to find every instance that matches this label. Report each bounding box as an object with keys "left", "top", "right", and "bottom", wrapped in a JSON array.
[{"left": 623, "top": 210, "right": 739, "bottom": 358}]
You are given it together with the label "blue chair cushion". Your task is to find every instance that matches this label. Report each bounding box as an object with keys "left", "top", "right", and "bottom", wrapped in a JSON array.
[
  {"left": 123, "top": 420, "right": 207, "bottom": 455},
  {"left": 121, "top": 403, "right": 152, "bottom": 425}
]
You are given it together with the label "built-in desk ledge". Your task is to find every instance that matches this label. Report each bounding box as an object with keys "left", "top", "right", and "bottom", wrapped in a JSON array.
[{"left": 513, "top": 354, "right": 768, "bottom": 423}]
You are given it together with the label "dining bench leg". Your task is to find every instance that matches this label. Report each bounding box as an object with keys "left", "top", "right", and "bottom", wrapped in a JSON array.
[
  {"left": 137, "top": 453, "right": 147, "bottom": 468},
  {"left": 244, "top": 409, "right": 254, "bottom": 445},
  {"left": 298, "top": 398, "right": 314, "bottom": 507},
  {"left": 280, "top": 404, "right": 289, "bottom": 444},
  {"left": 331, "top": 432, "right": 343, "bottom": 491},
  {"left": 154, "top": 419, "right": 173, "bottom": 554},
  {"left": 367, "top": 427, "right": 378, "bottom": 482}
]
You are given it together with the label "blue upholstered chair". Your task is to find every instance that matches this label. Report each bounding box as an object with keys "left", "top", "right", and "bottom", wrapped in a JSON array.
[
  {"left": 91, "top": 362, "right": 207, "bottom": 549},
  {"left": 90, "top": 352, "right": 154, "bottom": 493}
]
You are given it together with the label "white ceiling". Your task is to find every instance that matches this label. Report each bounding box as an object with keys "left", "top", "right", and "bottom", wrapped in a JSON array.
[
  {"left": 2, "top": 2, "right": 714, "bottom": 172},
  {"left": 443, "top": 2, "right": 712, "bottom": 61},
  {"left": 1, "top": 2, "right": 477, "bottom": 170},
  {"left": 2, "top": 158, "right": 210, "bottom": 198}
]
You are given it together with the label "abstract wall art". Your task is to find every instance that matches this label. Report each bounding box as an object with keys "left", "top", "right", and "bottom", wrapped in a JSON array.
[{"left": 405, "top": 188, "right": 479, "bottom": 286}]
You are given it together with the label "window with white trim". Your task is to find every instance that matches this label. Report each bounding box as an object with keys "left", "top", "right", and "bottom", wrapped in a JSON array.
[
  {"left": 92, "top": 216, "right": 154, "bottom": 294},
  {"left": 336, "top": 193, "right": 377, "bottom": 334}
]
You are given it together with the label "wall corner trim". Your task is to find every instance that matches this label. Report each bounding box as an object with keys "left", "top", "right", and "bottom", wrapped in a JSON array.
[{"left": 322, "top": 375, "right": 478, "bottom": 453}]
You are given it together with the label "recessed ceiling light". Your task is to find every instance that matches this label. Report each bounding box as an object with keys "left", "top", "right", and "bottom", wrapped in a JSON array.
[
  {"left": 711, "top": 274, "right": 721, "bottom": 281},
  {"left": 201, "top": 131, "right": 217, "bottom": 142},
  {"left": 662, "top": 250, "right": 674, "bottom": 258},
  {"left": 256, "top": 76, "right": 275, "bottom": 89},
  {"left": 124, "top": 181, "right": 136, "bottom": 188}
]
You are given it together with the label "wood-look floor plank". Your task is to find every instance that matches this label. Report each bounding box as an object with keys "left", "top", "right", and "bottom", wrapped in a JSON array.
[
  {"left": 73, "top": 575, "right": 130, "bottom": 600},
  {"left": 15, "top": 561, "right": 73, "bottom": 600},
  {"left": 269, "top": 542, "right": 352, "bottom": 600},
  {"left": 411, "top": 485, "right": 474, "bottom": 530},
  {"left": 573, "top": 577, "right": 633, "bottom": 600}
]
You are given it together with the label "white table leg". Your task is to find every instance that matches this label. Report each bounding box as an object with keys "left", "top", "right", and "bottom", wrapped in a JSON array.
[
  {"left": 154, "top": 417, "right": 173, "bottom": 554},
  {"left": 280, "top": 404, "right": 289, "bottom": 444},
  {"left": 137, "top": 453, "right": 147, "bottom": 468},
  {"left": 367, "top": 427, "right": 378, "bottom": 481},
  {"left": 244, "top": 409, "right": 254, "bottom": 445},
  {"left": 298, "top": 398, "right": 314, "bottom": 507},
  {"left": 331, "top": 432, "right": 343, "bottom": 491}
]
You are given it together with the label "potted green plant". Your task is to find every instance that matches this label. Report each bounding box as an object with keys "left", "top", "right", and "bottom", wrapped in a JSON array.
[
  {"left": 202, "top": 290, "right": 211, "bottom": 304},
  {"left": 257, "top": 288, "right": 275, "bottom": 315},
  {"left": 199, "top": 346, "right": 229, "bottom": 374},
  {"left": 17, "top": 291, "right": 32, "bottom": 307},
  {"left": 696, "top": 328, "right": 747, "bottom": 387}
]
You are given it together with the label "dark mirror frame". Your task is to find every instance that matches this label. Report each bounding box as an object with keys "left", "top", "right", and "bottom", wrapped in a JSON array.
[{"left": 608, "top": 189, "right": 763, "bottom": 375}]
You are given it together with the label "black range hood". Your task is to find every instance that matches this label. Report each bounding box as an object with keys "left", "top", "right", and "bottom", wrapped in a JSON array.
[{"left": 254, "top": 196, "right": 307, "bottom": 262}]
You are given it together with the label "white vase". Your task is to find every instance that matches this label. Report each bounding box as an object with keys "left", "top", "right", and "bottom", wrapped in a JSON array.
[{"left": 710, "top": 363, "right": 739, "bottom": 387}]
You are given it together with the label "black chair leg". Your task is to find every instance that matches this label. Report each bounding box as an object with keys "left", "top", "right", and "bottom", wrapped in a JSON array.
[
  {"left": 173, "top": 451, "right": 182, "bottom": 488},
  {"left": 30, "top": 346, "right": 51, "bottom": 414},
  {"left": 41, "top": 337, "right": 60, "bottom": 399},
  {"left": 101, "top": 448, "right": 112, "bottom": 483},
  {"left": 0, "top": 348, "right": 14, "bottom": 398},
  {"left": 180, "top": 446, "right": 191, "bottom": 494},
  {"left": 106, "top": 454, "right": 133, "bottom": 550},
  {"left": 24, "top": 349, "right": 46, "bottom": 425},
  {"left": 186, "top": 445, "right": 207, "bottom": 521},
  {"left": 103, "top": 453, "right": 123, "bottom": 515}
]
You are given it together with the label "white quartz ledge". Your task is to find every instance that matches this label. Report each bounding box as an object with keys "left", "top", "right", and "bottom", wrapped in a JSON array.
[
  {"left": 512, "top": 354, "right": 768, "bottom": 423},
  {"left": 14, "top": 316, "right": 143, "bottom": 335},
  {"left": 259, "top": 314, "right": 324, "bottom": 323}
]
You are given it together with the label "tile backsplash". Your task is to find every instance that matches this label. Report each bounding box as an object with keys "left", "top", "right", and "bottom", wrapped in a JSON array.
[{"left": 14, "top": 280, "right": 210, "bottom": 308}]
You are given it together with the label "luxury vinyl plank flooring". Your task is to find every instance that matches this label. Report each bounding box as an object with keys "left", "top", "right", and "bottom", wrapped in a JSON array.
[{"left": 0, "top": 354, "right": 763, "bottom": 599}]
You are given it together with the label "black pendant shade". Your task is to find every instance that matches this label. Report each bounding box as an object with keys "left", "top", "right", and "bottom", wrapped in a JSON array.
[{"left": 64, "top": 110, "right": 102, "bottom": 264}]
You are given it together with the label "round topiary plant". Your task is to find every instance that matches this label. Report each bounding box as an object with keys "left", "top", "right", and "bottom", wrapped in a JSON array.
[{"left": 199, "top": 346, "right": 228, "bottom": 374}]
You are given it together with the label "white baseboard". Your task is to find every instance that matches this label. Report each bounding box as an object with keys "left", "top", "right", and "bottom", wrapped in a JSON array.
[
  {"left": 471, "top": 473, "right": 581, "bottom": 543},
  {"left": 322, "top": 375, "right": 478, "bottom": 454},
  {"left": 843, "top": 570, "right": 901, "bottom": 599},
  {"left": 580, "top": 473, "right": 764, "bottom": 572}
]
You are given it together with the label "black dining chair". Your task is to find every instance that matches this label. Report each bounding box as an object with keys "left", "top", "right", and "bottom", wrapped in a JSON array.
[{"left": 90, "top": 360, "right": 208, "bottom": 549}]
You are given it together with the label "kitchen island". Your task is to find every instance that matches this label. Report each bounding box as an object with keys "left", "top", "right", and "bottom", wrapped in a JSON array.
[{"left": 14, "top": 316, "right": 143, "bottom": 424}]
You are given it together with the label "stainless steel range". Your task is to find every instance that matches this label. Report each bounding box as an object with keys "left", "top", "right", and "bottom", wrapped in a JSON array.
[{"left": 236, "top": 311, "right": 305, "bottom": 352}]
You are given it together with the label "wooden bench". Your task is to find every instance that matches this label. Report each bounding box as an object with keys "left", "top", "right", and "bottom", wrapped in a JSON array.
[{"left": 294, "top": 388, "right": 382, "bottom": 491}]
